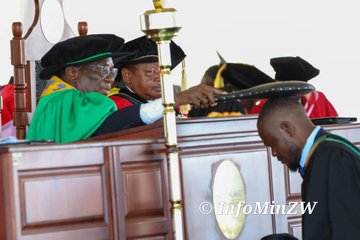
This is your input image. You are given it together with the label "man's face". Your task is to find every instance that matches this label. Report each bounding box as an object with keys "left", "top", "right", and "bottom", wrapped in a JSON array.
[
  {"left": 77, "top": 58, "right": 117, "bottom": 95},
  {"left": 258, "top": 121, "right": 301, "bottom": 171},
  {"left": 123, "top": 62, "right": 161, "bottom": 100}
]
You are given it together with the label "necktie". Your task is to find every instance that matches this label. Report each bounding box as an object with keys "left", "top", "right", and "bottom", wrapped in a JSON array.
[{"left": 299, "top": 165, "right": 305, "bottom": 178}]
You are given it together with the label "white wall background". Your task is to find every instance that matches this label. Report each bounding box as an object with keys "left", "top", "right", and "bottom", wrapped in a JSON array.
[{"left": 1, "top": 0, "right": 359, "bottom": 120}]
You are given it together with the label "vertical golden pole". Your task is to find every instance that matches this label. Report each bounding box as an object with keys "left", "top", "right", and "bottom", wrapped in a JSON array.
[
  {"left": 140, "top": 1, "right": 184, "bottom": 239},
  {"left": 181, "top": 60, "right": 187, "bottom": 91},
  {"left": 180, "top": 60, "right": 190, "bottom": 116}
]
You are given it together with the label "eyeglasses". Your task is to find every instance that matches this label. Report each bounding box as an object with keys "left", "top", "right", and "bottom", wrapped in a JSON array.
[{"left": 87, "top": 65, "right": 119, "bottom": 79}]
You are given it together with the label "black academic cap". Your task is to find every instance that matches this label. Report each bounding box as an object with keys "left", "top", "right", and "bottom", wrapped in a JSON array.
[
  {"left": 114, "top": 35, "right": 186, "bottom": 71},
  {"left": 270, "top": 56, "right": 320, "bottom": 82},
  {"left": 221, "top": 63, "right": 275, "bottom": 90},
  {"left": 205, "top": 65, "right": 220, "bottom": 79},
  {"left": 39, "top": 34, "right": 127, "bottom": 80},
  {"left": 261, "top": 233, "right": 299, "bottom": 240}
]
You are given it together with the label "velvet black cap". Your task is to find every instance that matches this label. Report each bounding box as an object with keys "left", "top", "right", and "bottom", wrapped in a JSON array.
[
  {"left": 39, "top": 34, "right": 126, "bottom": 80},
  {"left": 221, "top": 63, "right": 275, "bottom": 90},
  {"left": 114, "top": 35, "right": 186, "bottom": 72},
  {"left": 270, "top": 56, "right": 320, "bottom": 82}
]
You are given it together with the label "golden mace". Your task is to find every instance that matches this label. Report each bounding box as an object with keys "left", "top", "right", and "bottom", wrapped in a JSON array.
[{"left": 140, "top": 1, "right": 184, "bottom": 239}]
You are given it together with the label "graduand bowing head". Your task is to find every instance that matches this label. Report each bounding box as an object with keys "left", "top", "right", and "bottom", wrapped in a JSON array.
[
  {"left": 39, "top": 34, "right": 129, "bottom": 95},
  {"left": 244, "top": 77, "right": 317, "bottom": 170},
  {"left": 256, "top": 96, "right": 315, "bottom": 171}
]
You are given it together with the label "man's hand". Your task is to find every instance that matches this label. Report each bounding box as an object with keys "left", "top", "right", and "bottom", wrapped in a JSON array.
[{"left": 174, "top": 83, "right": 225, "bottom": 108}]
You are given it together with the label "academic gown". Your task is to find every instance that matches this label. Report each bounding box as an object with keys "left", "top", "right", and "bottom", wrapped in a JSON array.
[
  {"left": 108, "top": 83, "right": 182, "bottom": 116},
  {"left": 302, "top": 129, "right": 360, "bottom": 240},
  {"left": 27, "top": 76, "right": 143, "bottom": 143},
  {"left": 301, "top": 90, "right": 338, "bottom": 118},
  {"left": 109, "top": 87, "right": 147, "bottom": 110}
]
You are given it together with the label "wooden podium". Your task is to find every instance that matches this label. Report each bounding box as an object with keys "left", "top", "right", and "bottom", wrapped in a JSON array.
[{"left": 1, "top": 116, "right": 359, "bottom": 239}]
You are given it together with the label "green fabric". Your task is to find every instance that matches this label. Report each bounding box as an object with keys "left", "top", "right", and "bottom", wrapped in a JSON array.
[
  {"left": 325, "top": 137, "right": 360, "bottom": 155},
  {"left": 27, "top": 89, "right": 117, "bottom": 143}
]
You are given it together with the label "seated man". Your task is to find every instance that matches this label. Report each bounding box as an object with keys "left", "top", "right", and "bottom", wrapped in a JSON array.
[
  {"left": 189, "top": 62, "right": 275, "bottom": 117},
  {"left": 109, "top": 35, "right": 223, "bottom": 111},
  {"left": 249, "top": 56, "right": 338, "bottom": 118},
  {"left": 27, "top": 34, "right": 221, "bottom": 143}
]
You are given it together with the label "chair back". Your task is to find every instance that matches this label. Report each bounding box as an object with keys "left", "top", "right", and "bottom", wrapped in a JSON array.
[{"left": 11, "top": 0, "right": 88, "bottom": 139}]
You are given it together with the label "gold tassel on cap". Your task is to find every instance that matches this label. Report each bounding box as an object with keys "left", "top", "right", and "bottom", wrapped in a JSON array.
[{"left": 213, "top": 63, "right": 227, "bottom": 88}]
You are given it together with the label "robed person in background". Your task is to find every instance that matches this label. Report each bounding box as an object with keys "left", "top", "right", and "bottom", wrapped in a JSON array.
[
  {"left": 250, "top": 56, "right": 338, "bottom": 118},
  {"left": 188, "top": 62, "right": 275, "bottom": 117},
  {"left": 27, "top": 34, "right": 148, "bottom": 143},
  {"left": 109, "top": 35, "right": 223, "bottom": 112}
]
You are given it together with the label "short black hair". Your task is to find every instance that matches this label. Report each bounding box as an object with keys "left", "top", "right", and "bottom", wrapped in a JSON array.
[{"left": 257, "top": 97, "right": 302, "bottom": 125}]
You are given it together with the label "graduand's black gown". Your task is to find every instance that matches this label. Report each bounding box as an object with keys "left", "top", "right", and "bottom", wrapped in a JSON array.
[{"left": 302, "top": 130, "right": 360, "bottom": 240}]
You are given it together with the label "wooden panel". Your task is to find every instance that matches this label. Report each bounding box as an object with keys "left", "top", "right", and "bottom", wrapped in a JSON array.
[
  {"left": 122, "top": 162, "right": 164, "bottom": 218},
  {"left": 90, "top": 115, "right": 259, "bottom": 141},
  {"left": 270, "top": 154, "right": 303, "bottom": 234},
  {"left": 0, "top": 155, "right": 6, "bottom": 239},
  {"left": 110, "top": 143, "right": 172, "bottom": 239},
  {"left": 181, "top": 149, "right": 274, "bottom": 239},
  {"left": 17, "top": 147, "right": 105, "bottom": 170},
  {"left": 132, "top": 235, "right": 167, "bottom": 240},
  {"left": 0, "top": 153, "right": 17, "bottom": 240},
  {"left": 288, "top": 216, "right": 302, "bottom": 240},
  {"left": 20, "top": 227, "right": 109, "bottom": 240},
  {"left": 126, "top": 217, "right": 170, "bottom": 239},
  {"left": 284, "top": 169, "right": 302, "bottom": 202},
  {"left": 0, "top": 144, "right": 116, "bottom": 240},
  {"left": 19, "top": 167, "right": 105, "bottom": 233},
  {"left": 176, "top": 116, "right": 258, "bottom": 137}
]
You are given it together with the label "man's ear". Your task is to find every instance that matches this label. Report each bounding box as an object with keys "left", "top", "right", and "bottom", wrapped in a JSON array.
[
  {"left": 280, "top": 120, "right": 295, "bottom": 138},
  {"left": 121, "top": 67, "right": 131, "bottom": 86},
  {"left": 65, "top": 66, "right": 80, "bottom": 81}
]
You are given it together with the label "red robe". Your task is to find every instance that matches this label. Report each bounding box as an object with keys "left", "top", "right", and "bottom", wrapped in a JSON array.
[
  {"left": 0, "top": 84, "right": 15, "bottom": 126},
  {"left": 109, "top": 95, "right": 134, "bottom": 110},
  {"left": 108, "top": 87, "right": 147, "bottom": 110},
  {"left": 248, "top": 90, "right": 338, "bottom": 119}
]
